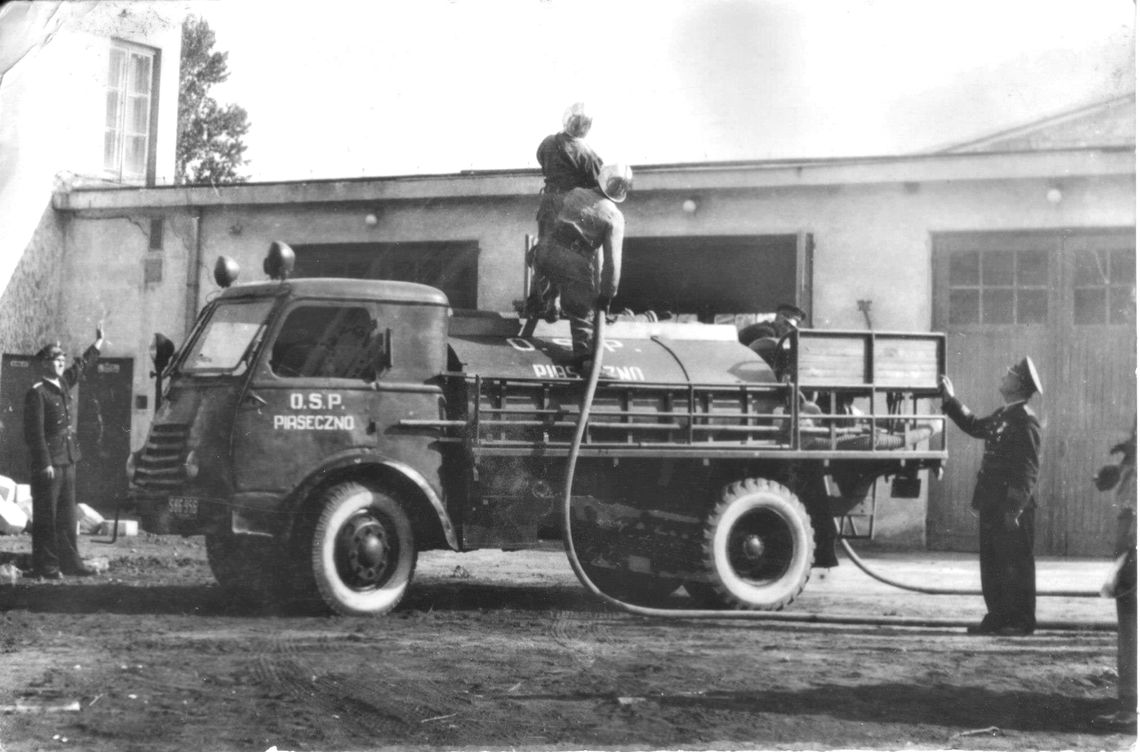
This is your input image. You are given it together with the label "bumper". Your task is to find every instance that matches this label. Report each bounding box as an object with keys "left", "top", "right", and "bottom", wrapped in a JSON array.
[{"left": 131, "top": 491, "right": 284, "bottom": 537}]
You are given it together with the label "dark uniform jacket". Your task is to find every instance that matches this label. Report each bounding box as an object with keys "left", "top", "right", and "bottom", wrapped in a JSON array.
[
  {"left": 24, "top": 345, "right": 100, "bottom": 473},
  {"left": 536, "top": 132, "right": 602, "bottom": 193},
  {"left": 943, "top": 398, "right": 1041, "bottom": 514}
]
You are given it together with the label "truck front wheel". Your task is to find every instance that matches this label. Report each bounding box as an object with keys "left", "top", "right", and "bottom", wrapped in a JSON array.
[
  {"left": 304, "top": 482, "right": 417, "bottom": 616},
  {"left": 686, "top": 478, "right": 813, "bottom": 610}
]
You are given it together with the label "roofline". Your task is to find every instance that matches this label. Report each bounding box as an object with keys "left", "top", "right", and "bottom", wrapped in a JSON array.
[
  {"left": 53, "top": 147, "right": 1135, "bottom": 213},
  {"left": 933, "top": 92, "right": 1136, "bottom": 154}
]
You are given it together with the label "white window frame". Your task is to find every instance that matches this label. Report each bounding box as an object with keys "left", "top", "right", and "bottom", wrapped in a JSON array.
[{"left": 104, "top": 40, "right": 157, "bottom": 183}]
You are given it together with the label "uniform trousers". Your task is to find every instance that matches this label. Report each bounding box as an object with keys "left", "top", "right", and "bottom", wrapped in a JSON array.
[
  {"left": 978, "top": 505, "right": 1036, "bottom": 630},
  {"left": 31, "top": 464, "right": 83, "bottom": 575},
  {"left": 1118, "top": 583, "right": 1137, "bottom": 709},
  {"left": 534, "top": 241, "right": 598, "bottom": 355}
]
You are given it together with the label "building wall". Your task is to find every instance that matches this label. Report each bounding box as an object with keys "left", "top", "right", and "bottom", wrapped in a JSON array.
[
  {"left": 0, "top": 1, "right": 180, "bottom": 359},
  {"left": 59, "top": 213, "right": 193, "bottom": 444},
  {"left": 0, "top": 202, "right": 68, "bottom": 352},
  {"left": 54, "top": 167, "right": 1134, "bottom": 547}
]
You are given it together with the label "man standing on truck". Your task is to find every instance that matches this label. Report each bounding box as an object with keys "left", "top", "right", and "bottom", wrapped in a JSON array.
[
  {"left": 24, "top": 324, "right": 104, "bottom": 579},
  {"left": 535, "top": 102, "right": 603, "bottom": 240},
  {"left": 526, "top": 103, "right": 605, "bottom": 324},
  {"left": 939, "top": 357, "right": 1043, "bottom": 636},
  {"left": 533, "top": 163, "right": 632, "bottom": 365}
]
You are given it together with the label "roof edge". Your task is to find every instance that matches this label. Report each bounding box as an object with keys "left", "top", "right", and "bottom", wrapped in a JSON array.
[{"left": 53, "top": 147, "right": 1136, "bottom": 213}]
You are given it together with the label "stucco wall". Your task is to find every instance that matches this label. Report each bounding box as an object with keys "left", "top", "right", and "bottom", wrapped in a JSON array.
[
  {"left": 0, "top": 202, "right": 67, "bottom": 353},
  {"left": 53, "top": 211, "right": 193, "bottom": 449},
  {"left": 193, "top": 198, "right": 539, "bottom": 311}
]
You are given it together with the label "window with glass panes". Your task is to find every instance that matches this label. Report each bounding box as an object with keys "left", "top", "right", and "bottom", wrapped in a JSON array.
[
  {"left": 948, "top": 249, "right": 1049, "bottom": 326},
  {"left": 105, "top": 41, "right": 156, "bottom": 183},
  {"left": 1073, "top": 248, "right": 1136, "bottom": 325}
]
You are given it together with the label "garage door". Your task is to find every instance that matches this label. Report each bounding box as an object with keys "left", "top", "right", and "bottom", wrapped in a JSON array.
[
  {"left": 615, "top": 235, "right": 805, "bottom": 320},
  {"left": 930, "top": 228, "right": 1136, "bottom": 556},
  {"left": 291, "top": 242, "right": 480, "bottom": 309}
]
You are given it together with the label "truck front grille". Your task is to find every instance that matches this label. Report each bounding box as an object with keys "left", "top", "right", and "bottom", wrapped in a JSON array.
[{"left": 133, "top": 423, "right": 190, "bottom": 490}]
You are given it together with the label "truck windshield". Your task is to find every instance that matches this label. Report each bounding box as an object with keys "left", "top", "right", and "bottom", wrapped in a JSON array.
[{"left": 180, "top": 299, "right": 275, "bottom": 375}]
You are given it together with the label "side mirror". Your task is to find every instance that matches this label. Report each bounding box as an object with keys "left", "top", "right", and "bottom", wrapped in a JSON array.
[
  {"left": 150, "top": 333, "right": 175, "bottom": 413},
  {"left": 151, "top": 333, "right": 175, "bottom": 375}
]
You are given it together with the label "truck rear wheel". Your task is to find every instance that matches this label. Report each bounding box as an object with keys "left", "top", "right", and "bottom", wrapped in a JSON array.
[
  {"left": 304, "top": 482, "right": 417, "bottom": 616},
  {"left": 687, "top": 478, "right": 813, "bottom": 610}
]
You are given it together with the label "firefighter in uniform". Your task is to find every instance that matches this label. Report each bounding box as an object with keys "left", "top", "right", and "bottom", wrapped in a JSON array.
[
  {"left": 939, "top": 357, "right": 1043, "bottom": 636},
  {"left": 526, "top": 103, "right": 605, "bottom": 324},
  {"left": 24, "top": 324, "right": 104, "bottom": 579},
  {"left": 737, "top": 303, "right": 807, "bottom": 377},
  {"left": 1093, "top": 422, "right": 1137, "bottom": 728},
  {"left": 535, "top": 102, "right": 603, "bottom": 241},
  {"left": 533, "top": 163, "right": 632, "bottom": 363}
]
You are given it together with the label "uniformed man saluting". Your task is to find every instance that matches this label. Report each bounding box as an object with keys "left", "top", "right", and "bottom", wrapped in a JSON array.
[
  {"left": 940, "top": 357, "right": 1043, "bottom": 636},
  {"left": 24, "top": 323, "right": 104, "bottom": 579}
]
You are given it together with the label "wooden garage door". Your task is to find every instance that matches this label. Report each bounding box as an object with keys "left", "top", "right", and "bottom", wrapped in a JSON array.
[{"left": 930, "top": 228, "right": 1135, "bottom": 556}]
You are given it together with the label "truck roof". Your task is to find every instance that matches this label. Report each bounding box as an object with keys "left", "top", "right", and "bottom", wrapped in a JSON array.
[{"left": 218, "top": 277, "right": 451, "bottom": 306}]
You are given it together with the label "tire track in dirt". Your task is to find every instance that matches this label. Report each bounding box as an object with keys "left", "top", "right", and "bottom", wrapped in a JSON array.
[
  {"left": 249, "top": 632, "right": 472, "bottom": 739},
  {"left": 548, "top": 606, "right": 627, "bottom": 667}
]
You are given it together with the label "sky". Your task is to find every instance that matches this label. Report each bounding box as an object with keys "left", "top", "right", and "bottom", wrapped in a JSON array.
[{"left": 182, "top": 0, "right": 1135, "bottom": 181}]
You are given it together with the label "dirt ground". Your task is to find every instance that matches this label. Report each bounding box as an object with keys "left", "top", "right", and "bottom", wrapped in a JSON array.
[{"left": 0, "top": 531, "right": 1132, "bottom": 752}]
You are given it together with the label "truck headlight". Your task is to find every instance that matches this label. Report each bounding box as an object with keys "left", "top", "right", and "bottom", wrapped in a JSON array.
[{"left": 182, "top": 450, "right": 199, "bottom": 480}]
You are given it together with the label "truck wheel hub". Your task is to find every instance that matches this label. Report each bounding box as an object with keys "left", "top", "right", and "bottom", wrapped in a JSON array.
[
  {"left": 336, "top": 512, "right": 394, "bottom": 588},
  {"left": 741, "top": 534, "right": 765, "bottom": 560},
  {"left": 727, "top": 509, "right": 791, "bottom": 583}
]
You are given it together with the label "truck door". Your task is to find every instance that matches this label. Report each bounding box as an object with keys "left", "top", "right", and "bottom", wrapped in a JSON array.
[
  {"left": 232, "top": 301, "right": 384, "bottom": 496},
  {"left": 231, "top": 300, "right": 446, "bottom": 503}
]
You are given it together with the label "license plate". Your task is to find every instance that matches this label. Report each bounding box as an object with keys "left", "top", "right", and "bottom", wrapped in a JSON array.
[{"left": 169, "top": 496, "right": 199, "bottom": 518}]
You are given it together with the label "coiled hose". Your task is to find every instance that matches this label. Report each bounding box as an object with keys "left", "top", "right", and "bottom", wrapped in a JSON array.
[{"left": 558, "top": 306, "right": 1111, "bottom": 630}]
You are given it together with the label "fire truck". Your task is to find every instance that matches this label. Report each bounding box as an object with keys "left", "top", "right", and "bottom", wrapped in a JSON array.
[{"left": 129, "top": 246, "right": 947, "bottom": 616}]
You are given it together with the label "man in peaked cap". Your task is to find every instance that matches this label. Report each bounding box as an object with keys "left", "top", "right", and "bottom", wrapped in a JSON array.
[
  {"left": 23, "top": 323, "right": 104, "bottom": 579},
  {"left": 738, "top": 303, "right": 808, "bottom": 377},
  {"left": 940, "top": 356, "right": 1043, "bottom": 636}
]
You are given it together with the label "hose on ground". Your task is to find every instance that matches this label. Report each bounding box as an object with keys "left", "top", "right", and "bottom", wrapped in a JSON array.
[
  {"left": 557, "top": 305, "right": 1113, "bottom": 631},
  {"left": 838, "top": 539, "right": 1100, "bottom": 598}
]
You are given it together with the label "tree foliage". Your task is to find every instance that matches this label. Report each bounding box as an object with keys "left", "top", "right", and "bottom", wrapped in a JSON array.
[{"left": 175, "top": 16, "right": 250, "bottom": 185}]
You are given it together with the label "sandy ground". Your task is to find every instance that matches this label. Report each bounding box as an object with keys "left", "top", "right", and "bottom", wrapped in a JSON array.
[{"left": 0, "top": 531, "right": 1132, "bottom": 752}]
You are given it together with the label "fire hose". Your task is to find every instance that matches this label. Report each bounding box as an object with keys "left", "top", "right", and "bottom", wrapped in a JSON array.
[{"left": 558, "top": 305, "right": 1113, "bottom": 631}]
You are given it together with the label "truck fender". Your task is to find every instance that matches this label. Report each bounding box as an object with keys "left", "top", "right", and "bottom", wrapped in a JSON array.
[
  {"left": 288, "top": 452, "right": 459, "bottom": 551},
  {"left": 375, "top": 457, "right": 459, "bottom": 551}
]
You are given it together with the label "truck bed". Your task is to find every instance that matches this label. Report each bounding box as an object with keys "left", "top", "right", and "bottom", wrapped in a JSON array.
[{"left": 427, "top": 322, "right": 948, "bottom": 461}]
